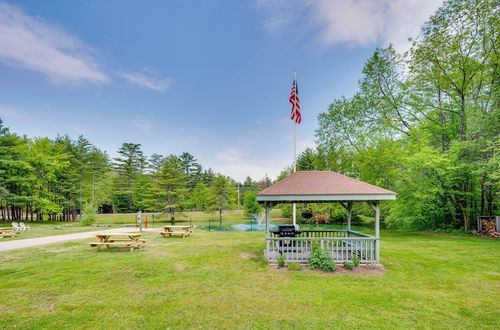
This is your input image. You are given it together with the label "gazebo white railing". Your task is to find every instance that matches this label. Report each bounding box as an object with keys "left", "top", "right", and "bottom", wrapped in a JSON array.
[{"left": 266, "top": 231, "right": 377, "bottom": 264}]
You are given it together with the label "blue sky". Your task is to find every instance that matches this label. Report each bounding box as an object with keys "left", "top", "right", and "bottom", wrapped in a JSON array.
[{"left": 0, "top": 0, "right": 442, "bottom": 181}]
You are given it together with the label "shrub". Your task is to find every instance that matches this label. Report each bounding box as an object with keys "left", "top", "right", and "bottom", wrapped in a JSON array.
[
  {"left": 314, "top": 214, "right": 329, "bottom": 223},
  {"left": 81, "top": 203, "right": 98, "bottom": 226},
  {"left": 243, "top": 191, "right": 261, "bottom": 218},
  {"left": 308, "top": 241, "right": 337, "bottom": 272},
  {"left": 287, "top": 262, "right": 302, "bottom": 271},
  {"left": 352, "top": 256, "right": 360, "bottom": 267},
  {"left": 343, "top": 262, "right": 354, "bottom": 270},
  {"left": 277, "top": 254, "right": 286, "bottom": 268},
  {"left": 319, "top": 258, "right": 337, "bottom": 272}
]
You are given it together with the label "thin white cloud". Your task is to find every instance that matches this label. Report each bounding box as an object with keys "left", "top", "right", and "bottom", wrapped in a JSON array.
[
  {"left": 0, "top": 107, "right": 29, "bottom": 120},
  {"left": 257, "top": 0, "right": 444, "bottom": 51},
  {"left": 0, "top": 1, "right": 108, "bottom": 83},
  {"left": 119, "top": 71, "right": 173, "bottom": 92},
  {"left": 214, "top": 146, "right": 281, "bottom": 181},
  {"left": 132, "top": 115, "right": 152, "bottom": 133}
]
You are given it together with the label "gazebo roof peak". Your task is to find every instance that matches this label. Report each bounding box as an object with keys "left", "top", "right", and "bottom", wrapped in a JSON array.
[{"left": 257, "top": 170, "right": 396, "bottom": 202}]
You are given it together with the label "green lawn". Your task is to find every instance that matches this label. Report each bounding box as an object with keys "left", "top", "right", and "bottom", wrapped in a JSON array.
[
  {"left": 0, "top": 210, "right": 281, "bottom": 241},
  {"left": 0, "top": 223, "right": 115, "bottom": 241},
  {"left": 93, "top": 209, "right": 287, "bottom": 230},
  {"left": 94, "top": 210, "right": 249, "bottom": 224},
  {"left": 0, "top": 230, "right": 498, "bottom": 329}
]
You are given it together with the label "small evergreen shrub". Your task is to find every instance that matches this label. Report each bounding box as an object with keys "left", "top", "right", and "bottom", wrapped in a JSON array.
[
  {"left": 343, "top": 262, "right": 354, "bottom": 270},
  {"left": 277, "top": 254, "right": 286, "bottom": 268},
  {"left": 81, "top": 203, "right": 97, "bottom": 226},
  {"left": 308, "top": 241, "right": 337, "bottom": 272},
  {"left": 287, "top": 262, "right": 302, "bottom": 271},
  {"left": 319, "top": 258, "right": 337, "bottom": 272},
  {"left": 352, "top": 256, "right": 360, "bottom": 267}
]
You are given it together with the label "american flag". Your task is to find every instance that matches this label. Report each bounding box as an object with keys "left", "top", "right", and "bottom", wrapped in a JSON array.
[{"left": 289, "top": 79, "right": 301, "bottom": 124}]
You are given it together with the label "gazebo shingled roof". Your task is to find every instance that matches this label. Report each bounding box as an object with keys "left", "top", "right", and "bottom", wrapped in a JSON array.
[{"left": 257, "top": 171, "right": 396, "bottom": 203}]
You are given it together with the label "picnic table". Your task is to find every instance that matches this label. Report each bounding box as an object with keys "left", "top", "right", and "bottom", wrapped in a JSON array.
[
  {"left": 161, "top": 225, "right": 192, "bottom": 238},
  {"left": 89, "top": 233, "right": 146, "bottom": 251},
  {"left": 0, "top": 227, "right": 19, "bottom": 238}
]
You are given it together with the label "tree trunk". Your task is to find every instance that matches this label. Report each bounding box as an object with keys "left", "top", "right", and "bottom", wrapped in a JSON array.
[
  {"left": 128, "top": 181, "right": 133, "bottom": 211},
  {"left": 79, "top": 178, "right": 83, "bottom": 221},
  {"left": 459, "top": 94, "right": 466, "bottom": 140},
  {"left": 480, "top": 178, "right": 485, "bottom": 215},
  {"left": 219, "top": 209, "right": 222, "bottom": 230}
]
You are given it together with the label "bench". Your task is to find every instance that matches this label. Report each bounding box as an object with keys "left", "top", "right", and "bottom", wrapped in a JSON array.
[
  {"left": 89, "top": 233, "right": 146, "bottom": 251},
  {"left": 103, "top": 238, "right": 146, "bottom": 243},
  {"left": 161, "top": 226, "right": 192, "bottom": 238},
  {"left": 160, "top": 230, "right": 191, "bottom": 238},
  {"left": 0, "top": 229, "right": 20, "bottom": 238},
  {"left": 88, "top": 241, "right": 146, "bottom": 251}
]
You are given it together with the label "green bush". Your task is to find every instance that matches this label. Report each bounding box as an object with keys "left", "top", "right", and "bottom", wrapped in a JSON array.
[
  {"left": 81, "top": 203, "right": 98, "bottom": 226},
  {"left": 308, "top": 241, "right": 337, "bottom": 272},
  {"left": 287, "top": 262, "right": 302, "bottom": 271},
  {"left": 343, "top": 262, "right": 354, "bottom": 270},
  {"left": 352, "top": 256, "right": 360, "bottom": 267},
  {"left": 277, "top": 254, "right": 286, "bottom": 268},
  {"left": 243, "top": 191, "right": 262, "bottom": 218}
]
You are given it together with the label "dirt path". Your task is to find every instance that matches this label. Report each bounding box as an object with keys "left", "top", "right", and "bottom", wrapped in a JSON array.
[{"left": 0, "top": 227, "right": 160, "bottom": 252}]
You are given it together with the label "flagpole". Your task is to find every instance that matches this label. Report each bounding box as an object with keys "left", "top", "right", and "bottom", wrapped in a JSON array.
[{"left": 293, "top": 70, "right": 297, "bottom": 226}]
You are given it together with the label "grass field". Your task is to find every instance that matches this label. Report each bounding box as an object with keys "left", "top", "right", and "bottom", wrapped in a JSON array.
[
  {"left": 0, "top": 229, "right": 498, "bottom": 329},
  {"left": 93, "top": 209, "right": 284, "bottom": 227},
  {"left": 0, "top": 210, "right": 282, "bottom": 241},
  {"left": 0, "top": 223, "right": 116, "bottom": 241}
]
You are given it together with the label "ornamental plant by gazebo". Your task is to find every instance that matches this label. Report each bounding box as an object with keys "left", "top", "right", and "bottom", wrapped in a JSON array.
[{"left": 256, "top": 171, "right": 396, "bottom": 264}]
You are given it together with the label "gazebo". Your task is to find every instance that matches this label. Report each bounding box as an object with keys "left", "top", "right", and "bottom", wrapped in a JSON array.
[{"left": 256, "top": 171, "right": 396, "bottom": 264}]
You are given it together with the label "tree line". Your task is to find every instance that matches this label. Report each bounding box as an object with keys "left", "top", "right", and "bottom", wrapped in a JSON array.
[
  {"left": 295, "top": 0, "right": 498, "bottom": 231},
  {"left": 0, "top": 122, "right": 271, "bottom": 222}
]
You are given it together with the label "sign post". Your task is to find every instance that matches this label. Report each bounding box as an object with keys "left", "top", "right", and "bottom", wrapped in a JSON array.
[{"left": 137, "top": 211, "right": 142, "bottom": 232}]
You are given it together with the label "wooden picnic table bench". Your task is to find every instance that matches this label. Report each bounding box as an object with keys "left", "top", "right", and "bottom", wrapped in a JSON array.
[
  {"left": 89, "top": 233, "right": 146, "bottom": 251},
  {"left": 0, "top": 227, "right": 20, "bottom": 238},
  {"left": 161, "top": 225, "right": 192, "bottom": 238}
]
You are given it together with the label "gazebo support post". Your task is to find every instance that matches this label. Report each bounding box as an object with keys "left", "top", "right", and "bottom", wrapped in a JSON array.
[
  {"left": 264, "top": 203, "right": 274, "bottom": 261},
  {"left": 367, "top": 201, "right": 380, "bottom": 263},
  {"left": 339, "top": 201, "right": 354, "bottom": 232},
  {"left": 265, "top": 204, "right": 271, "bottom": 237}
]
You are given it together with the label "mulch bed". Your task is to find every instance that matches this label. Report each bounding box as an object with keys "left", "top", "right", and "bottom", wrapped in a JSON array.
[{"left": 274, "top": 263, "right": 386, "bottom": 276}]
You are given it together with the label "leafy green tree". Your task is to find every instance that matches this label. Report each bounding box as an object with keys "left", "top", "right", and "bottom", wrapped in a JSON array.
[
  {"left": 257, "top": 175, "right": 272, "bottom": 189},
  {"left": 0, "top": 120, "right": 31, "bottom": 221},
  {"left": 148, "top": 154, "right": 164, "bottom": 173},
  {"left": 26, "top": 138, "right": 71, "bottom": 220},
  {"left": 243, "top": 191, "right": 261, "bottom": 218},
  {"left": 208, "top": 175, "right": 233, "bottom": 228},
  {"left": 112, "top": 143, "right": 146, "bottom": 212},
  {"left": 188, "top": 182, "right": 210, "bottom": 211},
  {"left": 201, "top": 168, "right": 216, "bottom": 186},
  {"left": 297, "top": 148, "right": 318, "bottom": 170},
  {"left": 315, "top": 0, "right": 499, "bottom": 230},
  {"left": 153, "top": 155, "right": 187, "bottom": 223},
  {"left": 179, "top": 152, "right": 202, "bottom": 188},
  {"left": 241, "top": 176, "right": 257, "bottom": 195}
]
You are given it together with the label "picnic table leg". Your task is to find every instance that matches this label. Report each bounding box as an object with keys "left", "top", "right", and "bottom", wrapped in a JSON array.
[{"left": 129, "top": 236, "right": 139, "bottom": 251}]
